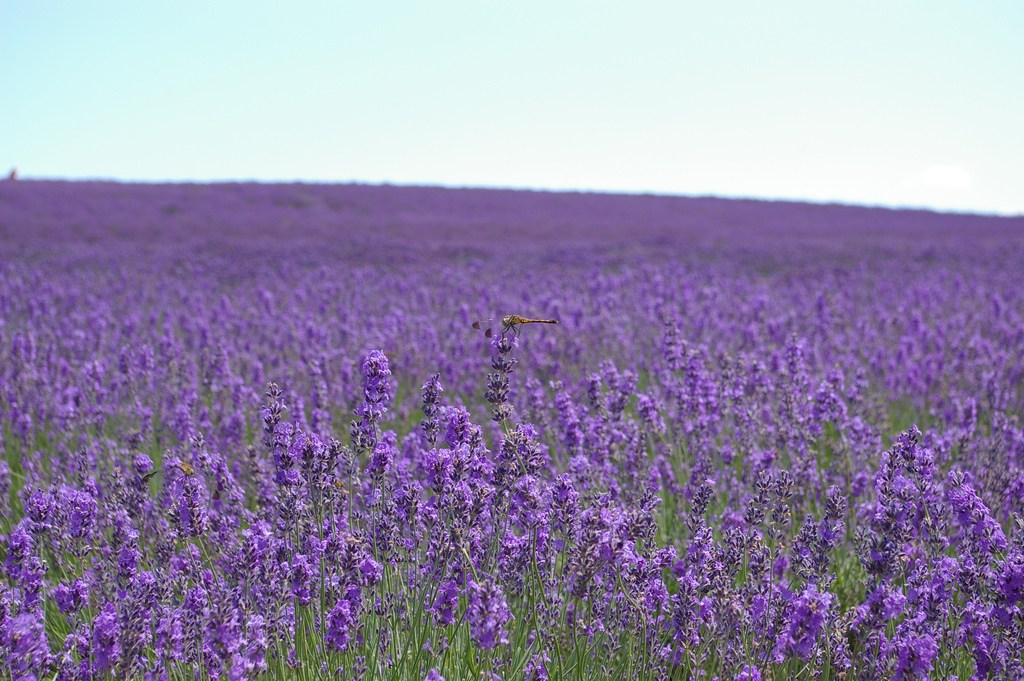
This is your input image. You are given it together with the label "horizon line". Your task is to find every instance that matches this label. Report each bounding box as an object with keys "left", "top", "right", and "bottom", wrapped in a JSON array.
[{"left": 5, "top": 173, "right": 1022, "bottom": 220}]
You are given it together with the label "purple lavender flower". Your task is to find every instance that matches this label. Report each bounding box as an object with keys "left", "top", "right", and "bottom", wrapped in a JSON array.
[
  {"left": 290, "top": 553, "right": 315, "bottom": 606},
  {"left": 423, "top": 447, "right": 456, "bottom": 495},
  {"left": 25, "top": 489, "right": 57, "bottom": 528},
  {"left": 443, "top": 407, "right": 480, "bottom": 449},
  {"left": 894, "top": 631, "right": 938, "bottom": 680},
  {"left": 296, "top": 430, "right": 330, "bottom": 491},
  {"left": 525, "top": 652, "right": 550, "bottom": 680},
  {"left": 551, "top": 473, "right": 580, "bottom": 528},
  {"left": 64, "top": 485, "right": 98, "bottom": 539},
  {"left": 326, "top": 598, "right": 355, "bottom": 652},
  {"left": 637, "top": 392, "right": 666, "bottom": 435},
  {"left": 134, "top": 453, "right": 154, "bottom": 477},
  {"left": 773, "top": 585, "right": 832, "bottom": 662},
  {"left": 182, "top": 585, "right": 209, "bottom": 664},
  {"left": 421, "top": 373, "right": 445, "bottom": 446},
  {"left": 0, "top": 460, "right": 10, "bottom": 516},
  {"left": 359, "top": 555, "right": 383, "bottom": 586},
  {"left": 351, "top": 349, "right": 393, "bottom": 452},
  {"left": 169, "top": 471, "right": 208, "bottom": 537},
  {"left": 154, "top": 608, "right": 185, "bottom": 666},
  {"left": 369, "top": 435, "right": 397, "bottom": 480},
  {"left": 495, "top": 423, "right": 543, "bottom": 492},
  {"left": 946, "top": 470, "right": 1007, "bottom": 556},
  {"left": 92, "top": 602, "right": 122, "bottom": 674},
  {"left": 53, "top": 578, "right": 90, "bottom": 615},
  {"left": 997, "top": 548, "right": 1024, "bottom": 607},
  {"left": 271, "top": 422, "right": 301, "bottom": 486},
  {"left": 467, "top": 578, "right": 513, "bottom": 649},
  {"left": 736, "top": 666, "right": 762, "bottom": 681},
  {"left": 5, "top": 611, "right": 50, "bottom": 680},
  {"left": 429, "top": 579, "right": 460, "bottom": 627},
  {"left": 233, "top": 614, "right": 268, "bottom": 678},
  {"left": 485, "top": 332, "right": 518, "bottom": 423},
  {"left": 5, "top": 520, "right": 45, "bottom": 610}
]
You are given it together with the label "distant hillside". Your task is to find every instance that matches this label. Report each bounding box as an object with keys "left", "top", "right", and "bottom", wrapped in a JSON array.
[{"left": 1, "top": 180, "right": 1021, "bottom": 263}]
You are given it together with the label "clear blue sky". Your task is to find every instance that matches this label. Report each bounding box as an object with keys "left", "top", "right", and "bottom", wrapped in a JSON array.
[{"left": 2, "top": 1, "right": 1021, "bottom": 214}]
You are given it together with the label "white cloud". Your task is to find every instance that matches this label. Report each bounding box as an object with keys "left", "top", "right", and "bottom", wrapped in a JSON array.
[{"left": 903, "top": 164, "right": 974, "bottom": 192}]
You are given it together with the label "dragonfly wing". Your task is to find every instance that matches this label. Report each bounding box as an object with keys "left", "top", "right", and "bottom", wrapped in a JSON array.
[{"left": 472, "top": 319, "right": 495, "bottom": 337}]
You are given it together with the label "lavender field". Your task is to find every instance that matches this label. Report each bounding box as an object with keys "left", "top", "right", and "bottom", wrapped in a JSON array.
[{"left": 1, "top": 180, "right": 1023, "bottom": 680}]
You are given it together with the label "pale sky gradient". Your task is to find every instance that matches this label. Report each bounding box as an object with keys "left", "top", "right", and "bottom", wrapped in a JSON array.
[{"left": 2, "top": 1, "right": 1022, "bottom": 215}]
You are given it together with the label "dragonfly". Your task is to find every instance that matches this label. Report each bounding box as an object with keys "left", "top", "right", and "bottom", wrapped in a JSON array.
[
  {"left": 142, "top": 460, "right": 197, "bottom": 484},
  {"left": 472, "top": 314, "right": 559, "bottom": 338}
]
